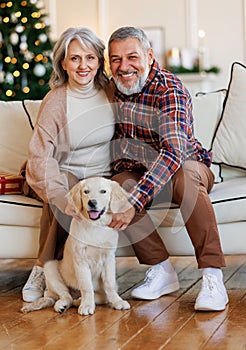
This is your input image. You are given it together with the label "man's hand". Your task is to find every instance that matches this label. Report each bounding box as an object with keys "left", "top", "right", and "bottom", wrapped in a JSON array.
[
  {"left": 108, "top": 206, "right": 136, "bottom": 231},
  {"left": 65, "top": 203, "right": 82, "bottom": 222}
]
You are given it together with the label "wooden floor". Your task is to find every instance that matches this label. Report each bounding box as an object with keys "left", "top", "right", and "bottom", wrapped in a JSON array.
[{"left": 0, "top": 255, "right": 246, "bottom": 350}]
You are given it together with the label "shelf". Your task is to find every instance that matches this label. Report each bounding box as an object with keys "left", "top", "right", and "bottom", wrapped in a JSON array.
[{"left": 177, "top": 72, "right": 217, "bottom": 83}]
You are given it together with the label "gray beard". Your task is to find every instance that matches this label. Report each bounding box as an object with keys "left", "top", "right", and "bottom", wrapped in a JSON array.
[{"left": 114, "top": 66, "right": 149, "bottom": 95}]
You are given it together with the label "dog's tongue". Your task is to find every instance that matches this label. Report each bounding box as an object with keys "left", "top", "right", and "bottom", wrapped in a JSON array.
[{"left": 88, "top": 210, "right": 101, "bottom": 220}]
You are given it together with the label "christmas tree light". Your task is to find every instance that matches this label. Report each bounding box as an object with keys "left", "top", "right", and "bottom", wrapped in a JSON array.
[{"left": 0, "top": 0, "right": 53, "bottom": 100}]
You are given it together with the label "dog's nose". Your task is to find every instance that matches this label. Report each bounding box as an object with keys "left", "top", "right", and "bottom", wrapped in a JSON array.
[{"left": 88, "top": 199, "right": 97, "bottom": 209}]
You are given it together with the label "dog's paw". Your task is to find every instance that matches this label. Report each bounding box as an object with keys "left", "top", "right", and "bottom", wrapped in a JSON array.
[
  {"left": 78, "top": 302, "right": 95, "bottom": 316},
  {"left": 20, "top": 304, "right": 32, "bottom": 314},
  {"left": 54, "top": 299, "right": 71, "bottom": 313},
  {"left": 112, "top": 300, "right": 131, "bottom": 310},
  {"left": 20, "top": 296, "right": 56, "bottom": 314}
]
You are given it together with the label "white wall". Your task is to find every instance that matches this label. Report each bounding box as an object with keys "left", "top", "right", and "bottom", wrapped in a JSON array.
[{"left": 44, "top": 0, "right": 246, "bottom": 88}]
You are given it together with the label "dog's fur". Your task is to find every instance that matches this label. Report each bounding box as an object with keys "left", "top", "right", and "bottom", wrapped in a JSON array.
[{"left": 21, "top": 177, "right": 131, "bottom": 316}]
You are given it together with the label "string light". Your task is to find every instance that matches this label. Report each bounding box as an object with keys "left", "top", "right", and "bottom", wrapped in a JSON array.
[
  {"left": 13, "top": 70, "right": 20, "bottom": 77},
  {"left": 35, "top": 54, "right": 43, "bottom": 61},
  {"left": 23, "top": 86, "right": 30, "bottom": 93},
  {"left": 34, "top": 23, "right": 42, "bottom": 29},
  {"left": 6, "top": 90, "right": 13, "bottom": 97},
  {"left": 31, "top": 11, "right": 41, "bottom": 18},
  {"left": 1, "top": 0, "right": 53, "bottom": 100},
  {"left": 4, "top": 57, "right": 11, "bottom": 63},
  {"left": 22, "top": 62, "right": 29, "bottom": 69}
]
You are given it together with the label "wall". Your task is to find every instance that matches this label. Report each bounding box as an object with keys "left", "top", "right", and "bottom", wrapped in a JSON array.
[{"left": 44, "top": 0, "right": 246, "bottom": 88}]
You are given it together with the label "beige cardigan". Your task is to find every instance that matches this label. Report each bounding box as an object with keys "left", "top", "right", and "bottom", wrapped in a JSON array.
[{"left": 26, "top": 83, "right": 114, "bottom": 213}]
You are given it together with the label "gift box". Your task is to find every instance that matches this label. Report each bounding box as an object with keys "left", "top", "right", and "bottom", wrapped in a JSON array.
[{"left": 0, "top": 174, "right": 24, "bottom": 195}]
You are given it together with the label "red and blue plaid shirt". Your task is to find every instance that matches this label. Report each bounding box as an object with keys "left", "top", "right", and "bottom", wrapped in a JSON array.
[{"left": 112, "top": 60, "right": 212, "bottom": 212}]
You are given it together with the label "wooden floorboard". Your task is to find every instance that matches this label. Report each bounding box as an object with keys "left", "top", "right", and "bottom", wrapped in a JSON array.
[{"left": 0, "top": 256, "right": 246, "bottom": 350}]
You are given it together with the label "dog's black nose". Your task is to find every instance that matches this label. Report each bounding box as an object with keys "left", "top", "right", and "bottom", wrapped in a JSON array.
[{"left": 88, "top": 199, "right": 97, "bottom": 209}]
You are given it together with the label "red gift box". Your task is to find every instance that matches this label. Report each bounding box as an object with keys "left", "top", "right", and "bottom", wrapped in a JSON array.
[{"left": 0, "top": 174, "right": 24, "bottom": 195}]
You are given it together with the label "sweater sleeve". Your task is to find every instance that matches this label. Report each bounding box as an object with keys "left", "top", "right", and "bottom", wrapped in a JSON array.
[{"left": 26, "top": 87, "right": 70, "bottom": 213}]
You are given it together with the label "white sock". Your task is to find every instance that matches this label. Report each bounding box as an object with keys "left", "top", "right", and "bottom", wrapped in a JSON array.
[
  {"left": 159, "top": 258, "right": 175, "bottom": 273},
  {"left": 203, "top": 267, "right": 223, "bottom": 281}
]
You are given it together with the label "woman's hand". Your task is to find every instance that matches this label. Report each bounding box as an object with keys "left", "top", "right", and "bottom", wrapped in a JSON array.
[
  {"left": 65, "top": 203, "right": 82, "bottom": 222},
  {"left": 108, "top": 206, "right": 136, "bottom": 231}
]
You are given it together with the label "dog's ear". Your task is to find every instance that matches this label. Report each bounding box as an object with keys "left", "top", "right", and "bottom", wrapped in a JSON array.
[
  {"left": 66, "top": 181, "right": 83, "bottom": 213},
  {"left": 109, "top": 181, "right": 131, "bottom": 213}
]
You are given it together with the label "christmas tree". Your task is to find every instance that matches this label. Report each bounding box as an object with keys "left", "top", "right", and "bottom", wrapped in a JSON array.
[{"left": 0, "top": 0, "right": 53, "bottom": 101}]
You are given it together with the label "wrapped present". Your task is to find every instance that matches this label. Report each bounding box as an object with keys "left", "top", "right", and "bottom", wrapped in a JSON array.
[{"left": 0, "top": 174, "right": 23, "bottom": 195}]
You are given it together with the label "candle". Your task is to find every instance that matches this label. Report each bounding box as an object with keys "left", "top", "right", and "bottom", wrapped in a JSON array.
[{"left": 198, "top": 29, "right": 210, "bottom": 72}]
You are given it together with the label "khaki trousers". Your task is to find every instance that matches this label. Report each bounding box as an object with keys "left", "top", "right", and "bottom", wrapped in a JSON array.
[{"left": 38, "top": 161, "right": 225, "bottom": 268}]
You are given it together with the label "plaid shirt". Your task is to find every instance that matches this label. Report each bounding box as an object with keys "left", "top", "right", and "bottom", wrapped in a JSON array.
[{"left": 112, "top": 60, "right": 212, "bottom": 212}]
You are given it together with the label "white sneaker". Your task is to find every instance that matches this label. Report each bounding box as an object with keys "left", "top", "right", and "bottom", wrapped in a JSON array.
[
  {"left": 22, "top": 266, "right": 46, "bottom": 302},
  {"left": 195, "top": 274, "right": 229, "bottom": 311},
  {"left": 131, "top": 264, "right": 180, "bottom": 300}
]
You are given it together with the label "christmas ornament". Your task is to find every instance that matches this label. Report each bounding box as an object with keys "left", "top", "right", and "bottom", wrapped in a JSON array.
[
  {"left": 11, "top": 13, "right": 18, "bottom": 23},
  {"left": 16, "top": 24, "right": 24, "bottom": 33},
  {"left": 5, "top": 72, "right": 14, "bottom": 85},
  {"left": 10, "top": 32, "right": 19, "bottom": 45},
  {"left": 33, "top": 63, "right": 46, "bottom": 77},
  {"left": 24, "top": 51, "right": 34, "bottom": 61},
  {"left": 38, "top": 33, "right": 47, "bottom": 43},
  {"left": 20, "top": 42, "right": 28, "bottom": 51},
  {"left": 21, "top": 72, "right": 28, "bottom": 88},
  {"left": 20, "top": 34, "right": 28, "bottom": 51},
  {"left": 0, "top": 0, "right": 53, "bottom": 100},
  {"left": 0, "top": 71, "right": 5, "bottom": 84}
]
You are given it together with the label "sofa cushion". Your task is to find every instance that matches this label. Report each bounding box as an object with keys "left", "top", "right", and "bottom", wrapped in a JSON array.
[
  {"left": 211, "top": 62, "right": 246, "bottom": 171},
  {"left": 209, "top": 177, "right": 246, "bottom": 223},
  {"left": 148, "top": 177, "right": 246, "bottom": 228},
  {"left": 0, "top": 100, "right": 41, "bottom": 174},
  {"left": 0, "top": 194, "right": 42, "bottom": 227}
]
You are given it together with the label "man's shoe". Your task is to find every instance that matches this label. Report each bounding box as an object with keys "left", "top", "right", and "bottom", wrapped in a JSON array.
[
  {"left": 22, "top": 265, "right": 46, "bottom": 302},
  {"left": 131, "top": 264, "right": 180, "bottom": 300},
  {"left": 195, "top": 274, "right": 229, "bottom": 311}
]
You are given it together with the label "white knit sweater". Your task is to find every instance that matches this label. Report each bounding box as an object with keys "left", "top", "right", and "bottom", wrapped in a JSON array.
[{"left": 60, "top": 80, "right": 115, "bottom": 179}]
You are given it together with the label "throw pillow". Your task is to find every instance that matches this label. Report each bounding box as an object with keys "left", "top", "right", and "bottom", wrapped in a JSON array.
[{"left": 211, "top": 62, "right": 246, "bottom": 171}]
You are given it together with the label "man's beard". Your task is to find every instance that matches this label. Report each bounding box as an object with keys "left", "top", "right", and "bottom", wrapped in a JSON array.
[{"left": 113, "top": 65, "right": 149, "bottom": 95}]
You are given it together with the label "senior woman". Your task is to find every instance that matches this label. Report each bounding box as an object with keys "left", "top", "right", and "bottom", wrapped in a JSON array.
[{"left": 22, "top": 27, "right": 115, "bottom": 302}]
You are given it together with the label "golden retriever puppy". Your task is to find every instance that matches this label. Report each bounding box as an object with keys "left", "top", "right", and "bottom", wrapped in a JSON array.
[{"left": 21, "top": 177, "right": 131, "bottom": 316}]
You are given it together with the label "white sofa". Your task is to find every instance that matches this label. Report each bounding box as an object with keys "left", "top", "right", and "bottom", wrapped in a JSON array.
[{"left": 0, "top": 62, "right": 246, "bottom": 258}]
